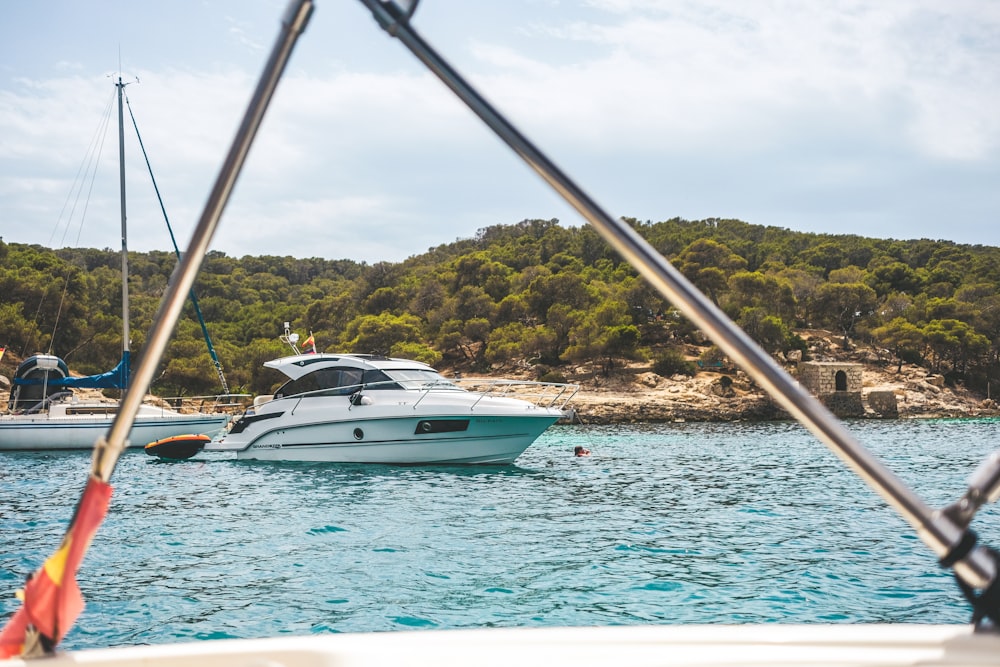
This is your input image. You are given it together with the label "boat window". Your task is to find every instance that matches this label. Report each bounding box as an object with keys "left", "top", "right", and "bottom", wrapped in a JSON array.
[
  {"left": 361, "top": 369, "right": 399, "bottom": 390},
  {"left": 65, "top": 406, "right": 119, "bottom": 416},
  {"left": 383, "top": 369, "right": 460, "bottom": 390},
  {"left": 275, "top": 367, "right": 365, "bottom": 398}
]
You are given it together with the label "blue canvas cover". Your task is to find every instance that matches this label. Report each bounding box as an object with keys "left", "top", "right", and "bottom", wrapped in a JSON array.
[{"left": 13, "top": 352, "right": 130, "bottom": 390}]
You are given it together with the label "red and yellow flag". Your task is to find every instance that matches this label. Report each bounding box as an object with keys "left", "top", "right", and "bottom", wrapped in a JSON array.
[
  {"left": 0, "top": 476, "right": 113, "bottom": 658},
  {"left": 302, "top": 334, "right": 316, "bottom": 354}
]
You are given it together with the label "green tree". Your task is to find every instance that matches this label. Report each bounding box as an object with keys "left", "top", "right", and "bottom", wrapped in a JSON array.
[
  {"left": 774, "top": 266, "right": 823, "bottom": 325},
  {"left": 526, "top": 272, "right": 592, "bottom": 317},
  {"left": 362, "top": 286, "right": 408, "bottom": 315},
  {"left": 726, "top": 271, "right": 796, "bottom": 322},
  {"left": 799, "top": 242, "right": 845, "bottom": 276},
  {"left": 868, "top": 261, "right": 922, "bottom": 296},
  {"left": 871, "top": 317, "right": 924, "bottom": 372},
  {"left": 389, "top": 341, "right": 442, "bottom": 366},
  {"left": 343, "top": 312, "right": 424, "bottom": 355},
  {"left": 562, "top": 300, "right": 641, "bottom": 374},
  {"left": 828, "top": 266, "right": 868, "bottom": 284},
  {"left": 738, "top": 308, "right": 793, "bottom": 354},
  {"left": 923, "top": 319, "right": 990, "bottom": 376},
  {"left": 812, "top": 282, "right": 878, "bottom": 349},
  {"left": 674, "top": 238, "right": 748, "bottom": 306},
  {"left": 484, "top": 322, "right": 530, "bottom": 366}
]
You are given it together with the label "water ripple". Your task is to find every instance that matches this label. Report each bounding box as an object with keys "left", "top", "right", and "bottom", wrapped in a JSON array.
[{"left": 1, "top": 420, "right": 999, "bottom": 649}]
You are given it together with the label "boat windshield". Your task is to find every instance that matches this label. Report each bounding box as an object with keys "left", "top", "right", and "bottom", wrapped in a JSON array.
[
  {"left": 383, "top": 369, "right": 461, "bottom": 391},
  {"left": 275, "top": 366, "right": 365, "bottom": 398},
  {"left": 274, "top": 366, "right": 433, "bottom": 397}
]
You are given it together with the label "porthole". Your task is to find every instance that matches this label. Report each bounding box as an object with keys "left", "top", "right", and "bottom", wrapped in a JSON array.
[{"left": 353, "top": 428, "right": 364, "bottom": 440}]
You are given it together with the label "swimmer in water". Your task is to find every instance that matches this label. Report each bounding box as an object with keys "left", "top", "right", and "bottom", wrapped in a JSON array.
[{"left": 574, "top": 445, "right": 591, "bottom": 457}]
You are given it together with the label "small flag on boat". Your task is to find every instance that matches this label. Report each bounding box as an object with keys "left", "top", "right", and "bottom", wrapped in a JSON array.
[
  {"left": 0, "top": 476, "right": 113, "bottom": 659},
  {"left": 303, "top": 334, "right": 316, "bottom": 354},
  {"left": 0, "top": 346, "right": 5, "bottom": 364}
]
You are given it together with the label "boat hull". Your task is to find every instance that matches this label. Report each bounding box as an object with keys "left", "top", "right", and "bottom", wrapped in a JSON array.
[
  {"left": 201, "top": 353, "right": 574, "bottom": 465},
  {"left": 0, "top": 412, "right": 230, "bottom": 451},
  {"left": 214, "top": 412, "right": 559, "bottom": 464}
]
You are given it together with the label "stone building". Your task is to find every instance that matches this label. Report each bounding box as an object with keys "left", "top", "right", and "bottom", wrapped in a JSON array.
[
  {"left": 866, "top": 390, "right": 899, "bottom": 418},
  {"left": 797, "top": 361, "right": 864, "bottom": 418}
]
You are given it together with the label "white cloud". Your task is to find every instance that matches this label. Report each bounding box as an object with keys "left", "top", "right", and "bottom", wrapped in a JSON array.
[
  {"left": 485, "top": 2, "right": 1000, "bottom": 161},
  {"left": 1, "top": 0, "right": 998, "bottom": 260}
]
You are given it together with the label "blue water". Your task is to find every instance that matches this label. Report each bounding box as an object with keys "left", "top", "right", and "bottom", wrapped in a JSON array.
[{"left": 2, "top": 419, "right": 1000, "bottom": 650}]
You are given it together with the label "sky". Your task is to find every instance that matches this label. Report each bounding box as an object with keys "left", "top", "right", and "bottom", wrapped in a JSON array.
[{"left": 0, "top": 1, "right": 998, "bottom": 265}]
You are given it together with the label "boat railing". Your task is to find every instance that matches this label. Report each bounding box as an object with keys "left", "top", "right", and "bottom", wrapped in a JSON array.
[
  {"left": 18, "top": 391, "right": 74, "bottom": 415},
  {"left": 6, "top": 392, "right": 254, "bottom": 417},
  {"left": 452, "top": 378, "right": 580, "bottom": 411},
  {"left": 160, "top": 393, "right": 254, "bottom": 415}
]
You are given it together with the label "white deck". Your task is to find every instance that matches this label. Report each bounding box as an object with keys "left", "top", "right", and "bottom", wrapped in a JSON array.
[{"left": 8, "top": 624, "right": 1000, "bottom": 667}]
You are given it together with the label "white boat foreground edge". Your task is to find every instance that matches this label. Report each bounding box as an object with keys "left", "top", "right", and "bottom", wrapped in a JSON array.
[
  {"left": 203, "top": 352, "right": 577, "bottom": 464},
  {"left": 5, "top": 625, "right": 1000, "bottom": 667}
]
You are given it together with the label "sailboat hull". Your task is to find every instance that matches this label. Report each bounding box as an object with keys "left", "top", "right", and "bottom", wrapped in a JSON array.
[{"left": 0, "top": 409, "right": 229, "bottom": 451}]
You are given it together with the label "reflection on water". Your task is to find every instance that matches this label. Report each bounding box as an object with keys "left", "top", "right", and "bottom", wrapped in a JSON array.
[{"left": 2, "top": 419, "right": 1000, "bottom": 648}]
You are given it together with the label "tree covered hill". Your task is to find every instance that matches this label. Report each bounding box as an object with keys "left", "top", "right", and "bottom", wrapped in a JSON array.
[{"left": 2, "top": 216, "right": 999, "bottom": 399}]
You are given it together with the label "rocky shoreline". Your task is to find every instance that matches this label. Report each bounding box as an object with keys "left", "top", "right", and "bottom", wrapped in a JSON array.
[
  {"left": 559, "top": 362, "right": 999, "bottom": 425},
  {"left": 7, "top": 329, "right": 996, "bottom": 425}
]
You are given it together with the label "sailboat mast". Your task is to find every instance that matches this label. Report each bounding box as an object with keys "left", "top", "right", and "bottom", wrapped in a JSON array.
[{"left": 116, "top": 76, "right": 130, "bottom": 372}]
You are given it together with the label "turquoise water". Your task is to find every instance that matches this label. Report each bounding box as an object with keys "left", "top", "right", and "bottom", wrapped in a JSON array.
[{"left": 2, "top": 419, "right": 1000, "bottom": 650}]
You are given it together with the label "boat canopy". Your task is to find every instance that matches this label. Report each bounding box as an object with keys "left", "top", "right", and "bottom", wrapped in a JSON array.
[
  {"left": 8, "top": 355, "right": 67, "bottom": 412},
  {"left": 9, "top": 352, "right": 130, "bottom": 407},
  {"left": 49, "top": 352, "right": 130, "bottom": 390}
]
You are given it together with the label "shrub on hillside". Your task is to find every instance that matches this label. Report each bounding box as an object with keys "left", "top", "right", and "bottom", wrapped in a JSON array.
[
  {"left": 538, "top": 370, "right": 568, "bottom": 384},
  {"left": 652, "top": 348, "right": 697, "bottom": 377}
]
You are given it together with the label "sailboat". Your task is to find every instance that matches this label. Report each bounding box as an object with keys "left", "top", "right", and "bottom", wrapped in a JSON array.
[{"left": 0, "top": 77, "right": 231, "bottom": 451}]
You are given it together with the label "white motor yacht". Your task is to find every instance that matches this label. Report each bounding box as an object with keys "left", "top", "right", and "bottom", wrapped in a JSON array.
[{"left": 201, "top": 352, "right": 576, "bottom": 464}]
